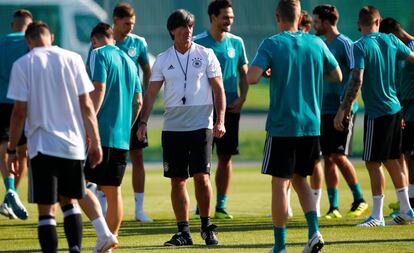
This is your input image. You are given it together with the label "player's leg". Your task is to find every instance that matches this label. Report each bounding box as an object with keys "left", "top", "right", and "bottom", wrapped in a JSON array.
[
  {"left": 310, "top": 160, "right": 323, "bottom": 217},
  {"left": 14, "top": 143, "right": 27, "bottom": 189},
  {"left": 323, "top": 155, "right": 342, "bottom": 219}
]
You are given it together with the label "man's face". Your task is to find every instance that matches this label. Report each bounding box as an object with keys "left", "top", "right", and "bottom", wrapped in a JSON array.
[
  {"left": 212, "top": 7, "right": 234, "bottom": 33},
  {"left": 313, "top": 15, "right": 326, "bottom": 36},
  {"left": 172, "top": 24, "right": 193, "bottom": 44},
  {"left": 113, "top": 16, "right": 135, "bottom": 36}
]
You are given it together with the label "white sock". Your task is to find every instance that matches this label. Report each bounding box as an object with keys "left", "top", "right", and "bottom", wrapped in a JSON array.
[
  {"left": 372, "top": 195, "right": 384, "bottom": 220},
  {"left": 135, "top": 192, "right": 144, "bottom": 214},
  {"left": 97, "top": 190, "right": 107, "bottom": 217},
  {"left": 287, "top": 187, "right": 293, "bottom": 217},
  {"left": 91, "top": 216, "right": 111, "bottom": 238},
  {"left": 312, "top": 188, "right": 322, "bottom": 217},
  {"left": 396, "top": 187, "right": 411, "bottom": 213},
  {"left": 408, "top": 184, "right": 414, "bottom": 198}
]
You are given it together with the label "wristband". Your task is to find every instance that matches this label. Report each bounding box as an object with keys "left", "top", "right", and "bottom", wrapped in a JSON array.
[{"left": 6, "top": 148, "right": 16, "bottom": 155}]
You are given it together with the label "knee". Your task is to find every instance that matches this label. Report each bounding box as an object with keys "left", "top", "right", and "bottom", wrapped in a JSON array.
[{"left": 193, "top": 173, "right": 210, "bottom": 187}]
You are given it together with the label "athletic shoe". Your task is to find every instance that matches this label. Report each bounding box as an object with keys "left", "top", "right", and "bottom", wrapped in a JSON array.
[
  {"left": 324, "top": 208, "right": 342, "bottom": 219},
  {"left": 5, "top": 190, "right": 28, "bottom": 220},
  {"left": 356, "top": 216, "right": 385, "bottom": 227},
  {"left": 93, "top": 234, "right": 118, "bottom": 253},
  {"left": 347, "top": 200, "right": 368, "bottom": 218},
  {"left": 389, "top": 210, "right": 400, "bottom": 218},
  {"left": 135, "top": 211, "right": 153, "bottom": 222},
  {"left": 268, "top": 247, "right": 287, "bottom": 253},
  {"left": 301, "top": 231, "right": 324, "bottom": 253},
  {"left": 164, "top": 232, "right": 193, "bottom": 246},
  {"left": 0, "top": 202, "right": 17, "bottom": 219},
  {"left": 388, "top": 201, "right": 400, "bottom": 211},
  {"left": 214, "top": 208, "right": 233, "bottom": 219},
  {"left": 386, "top": 209, "right": 414, "bottom": 225},
  {"left": 200, "top": 224, "right": 219, "bottom": 245}
]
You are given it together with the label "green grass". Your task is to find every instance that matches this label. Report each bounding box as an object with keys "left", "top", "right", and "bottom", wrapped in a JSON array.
[{"left": 0, "top": 164, "right": 411, "bottom": 252}]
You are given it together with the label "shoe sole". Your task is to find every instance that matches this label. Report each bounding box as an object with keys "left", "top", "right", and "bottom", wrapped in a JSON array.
[
  {"left": 6, "top": 194, "right": 28, "bottom": 220},
  {"left": 310, "top": 241, "right": 324, "bottom": 253}
]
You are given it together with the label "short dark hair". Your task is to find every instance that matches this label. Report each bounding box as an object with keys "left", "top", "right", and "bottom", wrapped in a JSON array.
[
  {"left": 299, "top": 10, "right": 312, "bottom": 28},
  {"left": 379, "top": 17, "right": 403, "bottom": 34},
  {"left": 91, "top": 22, "right": 113, "bottom": 40},
  {"left": 25, "top": 21, "right": 50, "bottom": 39},
  {"left": 276, "top": 0, "right": 301, "bottom": 24},
  {"left": 12, "top": 9, "right": 33, "bottom": 30},
  {"left": 312, "top": 5, "right": 339, "bottom": 25},
  {"left": 359, "top": 6, "right": 381, "bottom": 27},
  {"left": 208, "top": 0, "right": 232, "bottom": 22},
  {"left": 113, "top": 2, "right": 135, "bottom": 18},
  {"left": 13, "top": 9, "right": 32, "bottom": 19},
  {"left": 166, "top": 9, "right": 195, "bottom": 40}
]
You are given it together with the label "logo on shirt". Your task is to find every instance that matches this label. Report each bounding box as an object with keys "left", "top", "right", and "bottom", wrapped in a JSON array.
[
  {"left": 192, "top": 57, "right": 202, "bottom": 68},
  {"left": 128, "top": 47, "right": 137, "bottom": 57},
  {"left": 227, "top": 47, "right": 236, "bottom": 58},
  {"left": 168, "top": 65, "right": 175, "bottom": 70},
  {"left": 163, "top": 162, "right": 169, "bottom": 172}
]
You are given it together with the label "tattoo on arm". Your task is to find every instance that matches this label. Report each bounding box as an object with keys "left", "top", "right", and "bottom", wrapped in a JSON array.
[{"left": 340, "top": 68, "right": 364, "bottom": 113}]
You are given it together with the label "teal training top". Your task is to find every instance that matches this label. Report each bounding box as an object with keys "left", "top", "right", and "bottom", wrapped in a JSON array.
[
  {"left": 352, "top": 32, "right": 410, "bottom": 118},
  {"left": 89, "top": 44, "right": 141, "bottom": 149},
  {"left": 323, "top": 34, "right": 358, "bottom": 115},
  {"left": 193, "top": 31, "right": 248, "bottom": 106},
  {"left": 252, "top": 31, "right": 338, "bottom": 137},
  {"left": 0, "top": 32, "right": 29, "bottom": 104},
  {"left": 116, "top": 34, "right": 149, "bottom": 74},
  {"left": 399, "top": 40, "right": 414, "bottom": 121}
]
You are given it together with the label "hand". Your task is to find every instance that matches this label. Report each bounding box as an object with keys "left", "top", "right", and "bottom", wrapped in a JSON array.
[
  {"left": 88, "top": 142, "right": 102, "bottom": 168},
  {"left": 213, "top": 122, "right": 226, "bottom": 138},
  {"left": 228, "top": 97, "right": 245, "bottom": 113},
  {"left": 6, "top": 153, "right": 18, "bottom": 175},
  {"left": 137, "top": 124, "right": 147, "bottom": 142},
  {"left": 334, "top": 108, "right": 346, "bottom": 131}
]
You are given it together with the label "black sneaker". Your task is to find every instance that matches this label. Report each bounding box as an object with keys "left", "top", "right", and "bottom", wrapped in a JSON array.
[
  {"left": 164, "top": 232, "right": 193, "bottom": 246},
  {"left": 200, "top": 224, "right": 218, "bottom": 245}
]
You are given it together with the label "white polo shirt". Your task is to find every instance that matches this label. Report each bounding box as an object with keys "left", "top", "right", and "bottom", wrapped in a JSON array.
[
  {"left": 150, "top": 43, "right": 221, "bottom": 131},
  {"left": 7, "top": 46, "right": 94, "bottom": 160}
]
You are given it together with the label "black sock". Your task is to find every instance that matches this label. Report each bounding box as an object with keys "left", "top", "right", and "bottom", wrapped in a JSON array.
[
  {"left": 38, "top": 215, "right": 58, "bottom": 253},
  {"left": 177, "top": 221, "right": 190, "bottom": 234},
  {"left": 410, "top": 198, "right": 414, "bottom": 208},
  {"left": 61, "top": 204, "right": 82, "bottom": 253},
  {"left": 200, "top": 216, "right": 211, "bottom": 229}
]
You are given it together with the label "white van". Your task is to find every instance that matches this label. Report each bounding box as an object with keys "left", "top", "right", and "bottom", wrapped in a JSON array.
[{"left": 0, "top": 0, "right": 108, "bottom": 60}]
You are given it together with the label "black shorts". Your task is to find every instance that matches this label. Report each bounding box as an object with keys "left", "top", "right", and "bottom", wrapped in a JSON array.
[
  {"left": 320, "top": 114, "right": 355, "bottom": 156},
  {"left": 0, "top": 103, "right": 26, "bottom": 145},
  {"left": 84, "top": 147, "right": 127, "bottom": 186},
  {"left": 162, "top": 129, "right": 212, "bottom": 178},
  {"left": 363, "top": 112, "right": 402, "bottom": 162},
  {"left": 129, "top": 114, "right": 148, "bottom": 150},
  {"left": 402, "top": 121, "right": 414, "bottom": 158},
  {"left": 213, "top": 110, "right": 240, "bottom": 155},
  {"left": 29, "top": 153, "right": 85, "bottom": 204},
  {"left": 261, "top": 135, "right": 320, "bottom": 178}
]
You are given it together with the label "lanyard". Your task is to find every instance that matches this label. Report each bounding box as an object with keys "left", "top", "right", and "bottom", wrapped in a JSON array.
[{"left": 174, "top": 47, "right": 190, "bottom": 104}]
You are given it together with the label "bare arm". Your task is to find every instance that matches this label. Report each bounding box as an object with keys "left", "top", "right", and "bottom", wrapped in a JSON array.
[
  {"left": 140, "top": 63, "right": 151, "bottom": 92},
  {"left": 131, "top": 92, "right": 143, "bottom": 125},
  {"left": 229, "top": 64, "right": 249, "bottom": 113},
  {"left": 246, "top": 65, "right": 264, "bottom": 84},
  {"left": 79, "top": 93, "right": 102, "bottom": 168},
  {"left": 324, "top": 66, "right": 343, "bottom": 83},
  {"left": 90, "top": 81, "right": 106, "bottom": 113},
  {"left": 6, "top": 101, "right": 26, "bottom": 174},
  {"left": 334, "top": 68, "right": 364, "bottom": 131},
  {"left": 137, "top": 80, "right": 163, "bottom": 141},
  {"left": 210, "top": 76, "right": 226, "bottom": 138}
]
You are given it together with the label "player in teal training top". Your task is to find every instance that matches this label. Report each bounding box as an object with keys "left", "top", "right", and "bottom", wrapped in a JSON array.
[
  {"left": 0, "top": 9, "right": 32, "bottom": 220},
  {"left": 247, "top": 1, "right": 341, "bottom": 252},
  {"left": 85, "top": 22, "right": 142, "bottom": 238},
  {"left": 335, "top": 6, "right": 414, "bottom": 227},
  {"left": 312, "top": 4, "right": 368, "bottom": 220},
  {"left": 193, "top": 0, "right": 248, "bottom": 220}
]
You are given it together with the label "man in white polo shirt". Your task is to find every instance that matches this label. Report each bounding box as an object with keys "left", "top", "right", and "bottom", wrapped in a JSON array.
[
  {"left": 6, "top": 21, "right": 102, "bottom": 253},
  {"left": 137, "top": 9, "right": 226, "bottom": 247}
]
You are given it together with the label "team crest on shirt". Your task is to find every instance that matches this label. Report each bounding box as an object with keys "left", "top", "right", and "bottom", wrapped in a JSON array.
[
  {"left": 227, "top": 47, "right": 235, "bottom": 58},
  {"left": 192, "top": 57, "right": 202, "bottom": 68},
  {"left": 127, "top": 47, "right": 137, "bottom": 57}
]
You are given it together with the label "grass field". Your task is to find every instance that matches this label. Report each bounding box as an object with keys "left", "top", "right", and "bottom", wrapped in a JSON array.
[{"left": 0, "top": 164, "right": 412, "bottom": 252}]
